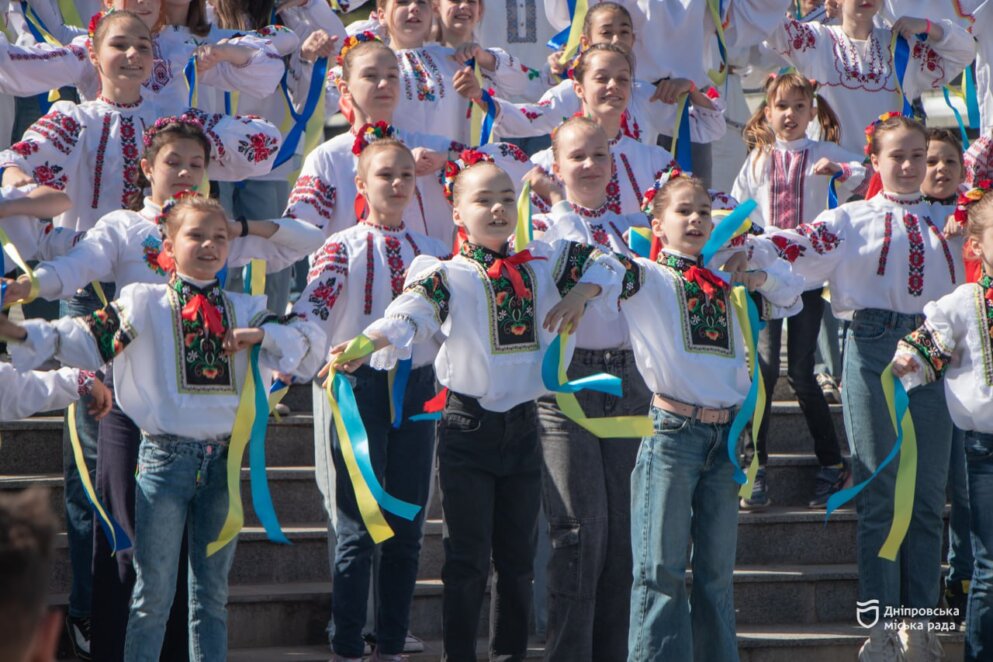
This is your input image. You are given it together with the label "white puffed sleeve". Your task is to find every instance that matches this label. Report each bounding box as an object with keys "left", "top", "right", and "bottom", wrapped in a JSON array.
[
  {"left": 0, "top": 364, "right": 85, "bottom": 421},
  {"left": 184, "top": 109, "right": 282, "bottom": 181},
  {"left": 257, "top": 314, "right": 328, "bottom": 380},
  {"left": 0, "top": 33, "right": 90, "bottom": 96},
  {"left": 197, "top": 31, "right": 285, "bottom": 98},
  {"left": 894, "top": 291, "right": 963, "bottom": 391},
  {"left": 227, "top": 217, "right": 327, "bottom": 273}
]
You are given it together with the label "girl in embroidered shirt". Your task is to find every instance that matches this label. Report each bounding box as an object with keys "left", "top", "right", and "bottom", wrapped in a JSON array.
[
  {"left": 891, "top": 185, "right": 993, "bottom": 662},
  {"left": 751, "top": 115, "right": 963, "bottom": 660},
  {"left": 732, "top": 73, "right": 863, "bottom": 512},
  {"left": 766, "top": 0, "right": 976, "bottom": 154}
]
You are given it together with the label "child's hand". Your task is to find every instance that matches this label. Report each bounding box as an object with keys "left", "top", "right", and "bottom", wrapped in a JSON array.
[
  {"left": 87, "top": 378, "right": 114, "bottom": 420},
  {"left": 453, "top": 66, "right": 483, "bottom": 100},
  {"left": 451, "top": 43, "right": 496, "bottom": 71},
  {"left": 411, "top": 147, "right": 447, "bottom": 176},
  {"left": 0, "top": 313, "right": 27, "bottom": 341},
  {"left": 318, "top": 340, "right": 367, "bottom": 379},
  {"left": 2, "top": 166, "right": 33, "bottom": 189},
  {"left": 524, "top": 166, "right": 565, "bottom": 206},
  {"left": 720, "top": 251, "right": 749, "bottom": 275},
  {"left": 813, "top": 158, "right": 843, "bottom": 175},
  {"left": 300, "top": 30, "right": 338, "bottom": 63},
  {"left": 943, "top": 214, "right": 965, "bottom": 237},
  {"left": 733, "top": 270, "right": 768, "bottom": 292},
  {"left": 547, "top": 49, "right": 566, "bottom": 76},
  {"left": 892, "top": 354, "right": 920, "bottom": 378},
  {"left": 892, "top": 17, "right": 941, "bottom": 42},
  {"left": 1, "top": 277, "right": 32, "bottom": 307},
  {"left": 222, "top": 327, "right": 265, "bottom": 355},
  {"left": 544, "top": 283, "right": 599, "bottom": 334},
  {"left": 652, "top": 78, "right": 693, "bottom": 104},
  {"left": 824, "top": 0, "right": 839, "bottom": 18}
]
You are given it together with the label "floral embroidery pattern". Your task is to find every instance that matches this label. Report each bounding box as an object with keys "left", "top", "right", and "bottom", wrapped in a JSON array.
[
  {"left": 975, "top": 278, "right": 993, "bottom": 385},
  {"left": 912, "top": 41, "right": 943, "bottom": 78},
  {"left": 615, "top": 253, "right": 643, "bottom": 301},
  {"left": 921, "top": 215, "right": 957, "bottom": 285},
  {"left": 91, "top": 115, "right": 112, "bottom": 208},
  {"left": 461, "top": 242, "right": 538, "bottom": 352},
  {"left": 520, "top": 107, "right": 542, "bottom": 122},
  {"left": 289, "top": 175, "right": 336, "bottom": 222},
  {"left": 142, "top": 234, "right": 166, "bottom": 276},
  {"left": 32, "top": 110, "right": 80, "bottom": 154},
  {"left": 829, "top": 27, "right": 891, "bottom": 91},
  {"left": 238, "top": 132, "right": 278, "bottom": 163},
  {"left": 384, "top": 235, "right": 406, "bottom": 297},
  {"left": 32, "top": 161, "right": 67, "bottom": 190},
  {"left": 120, "top": 117, "right": 141, "bottom": 208},
  {"left": 661, "top": 253, "right": 734, "bottom": 356},
  {"left": 10, "top": 141, "right": 38, "bottom": 157},
  {"left": 903, "top": 213, "right": 925, "bottom": 296},
  {"left": 552, "top": 241, "right": 598, "bottom": 297},
  {"left": 877, "top": 212, "right": 893, "bottom": 275},
  {"left": 606, "top": 157, "right": 622, "bottom": 213},
  {"left": 784, "top": 19, "right": 816, "bottom": 52},
  {"left": 901, "top": 322, "right": 952, "bottom": 380},
  {"left": 306, "top": 241, "right": 348, "bottom": 320},
  {"left": 84, "top": 303, "right": 136, "bottom": 363},
  {"left": 407, "top": 269, "right": 451, "bottom": 325},
  {"left": 494, "top": 142, "right": 529, "bottom": 162},
  {"left": 572, "top": 201, "right": 609, "bottom": 220},
  {"left": 364, "top": 233, "right": 376, "bottom": 315},
  {"left": 403, "top": 51, "right": 437, "bottom": 101},
  {"left": 771, "top": 234, "right": 806, "bottom": 262},
  {"left": 591, "top": 224, "right": 610, "bottom": 247},
  {"left": 170, "top": 279, "right": 235, "bottom": 394},
  {"left": 797, "top": 221, "right": 841, "bottom": 255},
  {"left": 146, "top": 41, "right": 172, "bottom": 92}
]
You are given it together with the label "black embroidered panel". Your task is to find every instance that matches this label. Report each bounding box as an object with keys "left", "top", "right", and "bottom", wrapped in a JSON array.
[
  {"left": 659, "top": 253, "right": 734, "bottom": 356},
  {"left": 169, "top": 280, "right": 236, "bottom": 395},
  {"left": 552, "top": 240, "right": 597, "bottom": 297},
  {"left": 407, "top": 269, "right": 452, "bottom": 327},
  {"left": 83, "top": 303, "right": 136, "bottom": 363}
]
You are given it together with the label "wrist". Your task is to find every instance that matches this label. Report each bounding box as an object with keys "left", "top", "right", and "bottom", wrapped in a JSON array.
[{"left": 239, "top": 218, "right": 249, "bottom": 237}]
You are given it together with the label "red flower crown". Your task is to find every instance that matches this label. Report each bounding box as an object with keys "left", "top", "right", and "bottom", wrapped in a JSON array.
[
  {"left": 351, "top": 121, "right": 396, "bottom": 155},
  {"left": 88, "top": 9, "right": 117, "bottom": 42},
  {"left": 337, "top": 31, "right": 382, "bottom": 66},
  {"left": 640, "top": 166, "right": 688, "bottom": 216},
  {"left": 954, "top": 179, "right": 993, "bottom": 225},
  {"left": 864, "top": 111, "right": 902, "bottom": 156},
  {"left": 155, "top": 190, "right": 203, "bottom": 226},
  {"left": 441, "top": 149, "right": 495, "bottom": 205},
  {"left": 142, "top": 113, "right": 206, "bottom": 149}
]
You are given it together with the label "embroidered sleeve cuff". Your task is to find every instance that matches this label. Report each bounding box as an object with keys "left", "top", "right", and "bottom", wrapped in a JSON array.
[
  {"left": 838, "top": 163, "right": 852, "bottom": 183},
  {"left": 577, "top": 256, "right": 624, "bottom": 319},
  {"left": 900, "top": 323, "right": 952, "bottom": 379},
  {"left": 77, "top": 369, "right": 96, "bottom": 396},
  {"left": 364, "top": 316, "right": 415, "bottom": 371},
  {"left": 895, "top": 342, "right": 932, "bottom": 390}
]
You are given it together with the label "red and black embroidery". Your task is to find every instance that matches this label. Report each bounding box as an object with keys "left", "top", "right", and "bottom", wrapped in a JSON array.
[
  {"left": 238, "top": 132, "right": 278, "bottom": 163},
  {"left": 32, "top": 110, "right": 81, "bottom": 154},
  {"left": 783, "top": 18, "right": 817, "bottom": 53},
  {"left": 606, "top": 157, "right": 622, "bottom": 213},
  {"left": 797, "top": 221, "right": 841, "bottom": 254},
  {"left": 912, "top": 41, "right": 943, "bottom": 77},
  {"left": 769, "top": 148, "right": 808, "bottom": 230},
  {"left": 590, "top": 224, "right": 610, "bottom": 248},
  {"left": 364, "top": 233, "right": 375, "bottom": 314},
  {"left": 171, "top": 279, "right": 234, "bottom": 394},
  {"left": 462, "top": 242, "right": 538, "bottom": 351},
  {"left": 877, "top": 212, "right": 893, "bottom": 275},
  {"left": 32, "top": 161, "right": 67, "bottom": 190},
  {"left": 404, "top": 233, "right": 422, "bottom": 257},
  {"left": 306, "top": 241, "right": 348, "bottom": 320},
  {"left": 407, "top": 269, "right": 451, "bottom": 325},
  {"left": 619, "top": 153, "right": 641, "bottom": 206},
  {"left": 903, "top": 213, "right": 925, "bottom": 296},
  {"left": 771, "top": 234, "right": 806, "bottom": 262},
  {"left": 551, "top": 240, "right": 599, "bottom": 297},
  {"left": 84, "top": 302, "right": 136, "bottom": 363},
  {"left": 120, "top": 117, "right": 140, "bottom": 208},
  {"left": 10, "top": 141, "right": 38, "bottom": 157},
  {"left": 921, "top": 215, "right": 957, "bottom": 285},
  {"left": 289, "top": 175, "right": 336, "bottom": 222},
  {"left": 901, "top": 323, "right": 952, "bottom": 378},
  {"left": 384, "top": 235, "right": 406, "bottom": 297},
  {"left": 91, "top": 115, "right": 112, "bottom": 208},
  {"left": 660, "top": 253, "right": 733, "bottom": 355}
]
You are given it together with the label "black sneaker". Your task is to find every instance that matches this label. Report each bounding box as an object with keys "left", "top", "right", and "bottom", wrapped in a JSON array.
[
  {"left": 808, "top": 460, "right": 851, "bottom": 509},
  {"left": 740, "top": 467, "right": 771, "bottom": 509},
  {"left": 65, "top": 614, "right": 92, "bottom": 661},
  {"left": 945, "top": 579, "right": 969, "bottom": 629},
  {"left": 816, "top": 372, "right": 841, "bottom": 404}
]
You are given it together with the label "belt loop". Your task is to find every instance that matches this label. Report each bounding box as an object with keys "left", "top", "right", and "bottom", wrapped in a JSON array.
[{"left": 691, "top": 404, "right": 700, "bottom": 423}]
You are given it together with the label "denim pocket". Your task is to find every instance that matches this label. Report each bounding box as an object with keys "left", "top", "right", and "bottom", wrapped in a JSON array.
[
  {"left": 138, "top": 443, "right": 177, "bottom": 473},
  {"left": 548, "top": 521, "right": 583, "bottom": 598},
  {"left": 442, "top": 411, "right": 482, "bottom": 433},
  {"left": 655, "top": 411, "right": 689, "bottom": 433},
  {"left": 851, "top": 319, "right": 887, "bottom": 341},
  {"left": 964, "top": 435, "right": 993, "bottom": 463}
]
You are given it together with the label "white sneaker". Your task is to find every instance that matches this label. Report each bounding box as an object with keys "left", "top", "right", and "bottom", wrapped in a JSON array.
[
  {"left": 403, "top": 632, "right": 425, "bottom": 653},
  {"left": 860, "top": 622, "right": 906, "bottom": 662},
  {"left": 899, "top": 621, "right": 944, "bottom": 662}
]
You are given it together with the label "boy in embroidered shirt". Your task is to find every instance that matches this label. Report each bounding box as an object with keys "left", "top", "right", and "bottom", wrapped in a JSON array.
[
  {"left": 326, "top": 156, "right": 621, "bottom": 661},
  {"left": 4, "top": 195, "right": 325, "bottom": 662}
]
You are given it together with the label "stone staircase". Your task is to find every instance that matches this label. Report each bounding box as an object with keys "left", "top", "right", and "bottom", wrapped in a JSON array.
[{"left": 0, "top": 377, "right": 964, "bottom": 661}]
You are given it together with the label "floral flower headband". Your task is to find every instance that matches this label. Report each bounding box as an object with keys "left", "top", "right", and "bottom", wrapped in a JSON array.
[
  {"left": 351, "top": 121, "right": 397, "bottom": 155},
  {"left": 441, "top": 149, "right": 495, "bottom": 205},
  {"left": 337, "top": 31, "right": 382, "bottom": 66},
  {"left": 155, "top": 190, "right": 203, "bottom": 226},
  {"left": 143, "top": 114, "right": 206, "bottom": 149},
  {"left": 864, "top": 111, "right": 902, "bottom": 156},
  {"left": 88, "top": 9, "right": 116, "bottom": 41},
  {"left": 954, "top": 179, "right": 992, "bottom": 225},
  {"left": 640, "top": 166, "right": 689, "bottom": 216}
]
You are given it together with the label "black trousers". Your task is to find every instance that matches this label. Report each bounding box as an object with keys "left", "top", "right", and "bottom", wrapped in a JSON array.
[
  {"left": 438, "top": 392, "right": 541, "bottom": 662},
  {"left": 91, "top": 371, "right": 189, "bottom": 662}
]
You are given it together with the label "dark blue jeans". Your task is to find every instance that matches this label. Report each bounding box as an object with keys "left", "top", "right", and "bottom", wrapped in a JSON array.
[
  {"left": 948, "top": 426, "right": 974, "bottom": 587},
  {"left": 329, "top": 365, "right": 436, "bottom": 657},
  {"left": 965, "top": 430, "right": 993, "bottom": 661}
]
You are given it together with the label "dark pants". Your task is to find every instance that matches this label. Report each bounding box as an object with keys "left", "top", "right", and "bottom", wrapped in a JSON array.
[
  {"left": 438, "top": 392, "right": 540, "bottom": 662},
  {"left": 745, "top": 288, "right": 843, "bottom": 467},
  {"left": 91, "top": 371, "right": 190, "bottom": 662},
  {"left": 330, "top": 365, "right": 436, "bottom": 657},
  {"left": 536, "top": 348, "right": 650, "bottom": 662}
]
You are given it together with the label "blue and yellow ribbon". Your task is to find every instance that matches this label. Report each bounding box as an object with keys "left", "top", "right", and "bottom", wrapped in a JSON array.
[
  {"left": 19, "top": 1, "right": 64, "bottom": 109},
  {"left": 706, "top": 0, "right": 728, "bottom": 87},
  {"left": 467, "top": 59, "right": 496, "bottom": 147},
  {"left": 827, "top": 170, "right": 842, "bottom": 209},
  {"left": 547, "top": 0, "right": 588, "bottom": 67},
  {"left": 515, "top": 180, "right": 533, "bottom": 250},
  {"left": 670, "top": 93, "right": 693, "bottom": 172},
  {"left": 388, "top": 358, "right": 412, "bottom": 428},
  {"left": 700, "top": 199, "right": 756, "bottom": 266},
  {"left": 889, "top": 32, "right": 929, "bottom": 118},
  {"left": 184, "top": 55, "right": 199, "bottom": 108},
  {"left": 0, "top": 227, "right": 39, "bottom": 308},
  {"left": 273, "top": 56, "right": 329, "bottom": 169},
  {"left": 628, "top": 227, "right": 652, "bottom": 258},
  {"left": 728, "top": 287, "right": 765, "bottom": 497},
  {"left": 268, "top": 377, "right": 290, "bottom": 420}
]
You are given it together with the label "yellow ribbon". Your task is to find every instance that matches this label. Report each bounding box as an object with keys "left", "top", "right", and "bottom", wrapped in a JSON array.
[
  {"left": 0, "top": 227, "right": 39, "bottom": 308},
  {"left": 514, "top": 180, "right": 533, "bottom": 251},
  {"left": 324, "top": 335, "right": 395, "bottom": 543},
  {"left": 469, "top": 61, "right": 486, "bottom": 147},
  {"left": 91, "top": 282, "right": 109, "bottom": 307},
  {"left": 669, "top": 93, "right": 691, "bottom": 164},
  {"left": 56, "top": 0, "right": 83, "bottom": 27},
  {"left": 68, "top": 402, "right": 128, "bottom": 553},
  {"left": 706, "top": 0, "right": 729, "bottom": 87},
  {"left": 878, "top": 364, "right": 917, "bottom": 561},
  {"left": 730, "top": 286, "right": 764, "bottom": 499},
  {"left": 21, "top": 4, "right": 64, "bottom": 102},
  {"left": 558, "top": 0, "right": 588, "bottom": 66}
]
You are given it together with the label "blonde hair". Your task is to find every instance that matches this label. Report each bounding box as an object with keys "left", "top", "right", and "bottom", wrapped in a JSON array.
[
  {"left": 650, "top": 175, "right": 708, "bottom": 220},
  {"left": 356, "top": 137, "right": 414, "bottom": 176},
  {"left": 967, "top": 193, "right": 993, "bottom": 244},
  {"left": 744, "top": 74, "right": 841, "bottom": 159},
  {"left": 160, "top": 195, "right": 229, "bottom": 238},
  {"left": 551, "top": 116, "right": 606, "bottom": 161}
]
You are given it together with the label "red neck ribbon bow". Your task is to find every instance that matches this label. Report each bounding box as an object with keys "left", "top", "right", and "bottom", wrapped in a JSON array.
[
  {"left": 684, "top": 264, "right": 728, "bottom": 300},
  {"left": 485, "top": 249, "right": 547, "bottom": 298},
  {"left": 181, "top": 294, "right": 225, "bottom": 337}
]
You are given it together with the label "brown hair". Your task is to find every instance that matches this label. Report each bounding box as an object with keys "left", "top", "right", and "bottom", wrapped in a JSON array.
[
  {"left": 868, "top": 114, "right": 927, "bottom": 156},
  {"left": 181, "top": 0, "right": 211, "bottom": 37},
  {"left": 926, "top": 127, "right": 965, "bottom": 164},
  {"left": 743, "top": 73, "right": 841, "bottom": 161},
  {"left": 356, "top": 136, "right": 414, "bottom": 175},
  {"left": 375, "top": 0, "right": 435, "bottom": 38},
  {"left": 0, "top": 488, "right": 57, "bottom": 662},
  {"left": 130, "top": 119, "right": 212, "bottom": 211},
  {"left": 341, "top": 39, "right": 396, "bottom": 81},
  {"left": 966, "top": 193, "right": 993, "bottom": 244},
  {"left": 551, "top": 116, "right": 606, "bottom": 161},
  {"left": 211, "top": 0, "right": 274, "bottom": 31},
  {"left": 650, "top": 174, "right": 708, "bottom": 220},
  {"left": 161, "top": 195, "right": 229, "bottom": 238},
  {"left": 582, "top": 2, "right": 633, "bottom": 39},
  {"left": 572, "top": 42, "right": 635, "bottom": 84},
  {"left": 91, "top": 9, "right": 152, "bottom": 49}
]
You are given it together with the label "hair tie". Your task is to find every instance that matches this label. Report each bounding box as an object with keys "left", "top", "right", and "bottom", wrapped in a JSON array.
[
  {"left": 351, "top": 121, "right": 396, "bottom": 155},
  {"left": 336, "top": 31, "right": 382, "bottom": 66},
  {"left": 155, "top": 190, "right": 203, "bottom": 226},
  {"left": 954, "top": 179, "right": 993, "bottom": 225},
  {"left": 441, "top": 149, "right": 495, "bottom": 205},
  {"left": 864, "top": 111, "right": 901, "bottom": 156},
  {"left": 142, "top": 113, "right": 206, "bottom": 149}
]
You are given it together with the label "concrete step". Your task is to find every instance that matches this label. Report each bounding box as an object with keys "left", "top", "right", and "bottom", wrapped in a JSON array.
[{"left": 759, "top": 453, "right": 852, "bottom": 508}]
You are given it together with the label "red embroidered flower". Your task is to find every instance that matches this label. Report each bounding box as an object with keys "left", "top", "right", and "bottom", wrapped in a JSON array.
[
  {"left": 10, "top": 141, "right": 38, "bottom": 157},
  {"left": 510, "top": 323, "right": 528, "bottom": 336},
  {"left": 120, "top": 122, "right": 135, "bottom": 139}
]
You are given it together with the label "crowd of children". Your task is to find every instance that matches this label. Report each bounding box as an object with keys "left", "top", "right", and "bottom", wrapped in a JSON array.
[{"left": 0, "top": 1, "right": 992, "bottom": 662}]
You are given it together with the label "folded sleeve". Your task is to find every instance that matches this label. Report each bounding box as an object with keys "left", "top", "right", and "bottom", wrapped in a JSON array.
[
  {"left": 0, "top": 364, "right": 82, "bottom": 420},
  {"left": 226, "top": 217, "right": 327, "bottom": 273}
]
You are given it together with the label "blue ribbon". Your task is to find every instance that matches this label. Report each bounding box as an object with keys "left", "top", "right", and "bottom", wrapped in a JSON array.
[
  {"left": 217, "top": 263, "right": 228, "bottom": 288},
  {"left": 184, "top": 56, "right": 197, "bottom": 107},
  {"left": 465, "top": 57, "right": 497, "bottom": 146},
  {"left": 331, "top": 372, "right": 422, "bottom": 520},
  {"left": 825, "top": 375, "right": 910, "bottom": 519},
  {"left": 628, "top": 229, "right": 651, "bottom": 258},
  {"left": 247, "top": 344, "right": 289, "bottom": 544},
  {"left": 892, "top": 33, "right": 929, "bottom": 118},
  {"left": 547, "top": 0, "right": 573, "bottom": 50},
  {"left": 827, "top": 171, "right": 842, "bottom": 209},
  {"left": 269, "top": 377, "right": 290, "bottom": 396},
  {"left": 941, "top": 86, "right": 971, "bottom": 150},
  {"left": 675, "top": 97, "right": 692, "bottom": 171},
  {"left": 700, "top": 199, "right": 757, "bottom": 265},
  {"left": 390, "top": 358, "right": 412, "bottom": 428},
  {"left": 964, "top": 64, "right": 981, "bottom": 129},
  {"left": 272, "top": 56, "right": 328, "bottom": 169},
  {"left": 540, "top": 334, "right": 622, "bottom": 395},
  {"left": 724, "top": 292, "right": 764, "bottom": 485}
]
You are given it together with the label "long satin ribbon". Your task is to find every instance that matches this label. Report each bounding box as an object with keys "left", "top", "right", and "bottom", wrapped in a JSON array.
[
  {"left": 268, "top": 377, "right": 290, "bottom": 420},
  {"left": 185, "top": 56, "right": 198, "bottom": 107},
  {"left": 728, "top": 287, "right": 765, "bottom": 497},
  {"left": 700, "top": 199, "right": 756, "bottom": 266},
  {"left": 547, "top": 0, "right": 587, "bottom": 66},
  {"left": 541, "top": 332, "right": 654, "bottom": 438},
  {"left": 825, "top": 364, "right": 916, "bottom": 561},
  {"left": 670, "top": 93, "right": 693, "bottom": 172},
  {"left": 224, "top": 90, "right": 240, "bottom": 116},
  {"left": 515, "top": 180, "right": 533, "bottom": 250},
  {"left": 389, "top": 358, "right": 412, "bottom": 428},
  {"left": 467, "top": 59, "right": 496, "bottom": 147},
  {"left": 273, "top": 56, "right": 328, "bottom": 169},
  {"left": 941, "top": 86, "right": 970, "bottom": 150},
  {"left": 325, "top": 335, "right": 423, "bottom": 542},
  {"left": 0, "top": 227, "right": 39, "bottom": 308},
  {"left": 628, "top": 227, "right": 652, "bottom": 258},
  {"left": 963, "top": 64, "right": 981, "bottom": 129},
  {"left": 246, "top": 343, "right": 288, "bottom": 547},
  {"left": 68, "top": 402, "right": 132, "bottom": 553},
  {"left": 890, "top": 32, "right": 928, "bottom": 118},
  {"left": 827, "top": 171, "right": 842, "bottom": 209},
  {"left": 706, "top": 0, "right": 728, "bottom": 87}
]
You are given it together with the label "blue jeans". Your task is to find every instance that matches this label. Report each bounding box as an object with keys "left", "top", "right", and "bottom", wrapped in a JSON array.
[
  {"left": 628, "top": 407, "right": 740, "bottom": 662},
  {"left": 124, "top": 435, "right": 236, "bottom": 662},
  {"left": 61, "top": 284, "right": 113, "bottom": 619},
  {"left": 842, "top": 309, "right": 952, "bottom": 609},
  {"left": 329, "top": 366, "right": 436, "bottom": 657},
  {"left": 965, "top": 430, "right": 993, "bottom": 661},
  {"left": 948, "top": 426, "right": 974, "bottom": 586}
]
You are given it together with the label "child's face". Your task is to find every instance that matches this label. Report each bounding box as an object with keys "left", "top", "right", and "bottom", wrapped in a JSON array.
[
  {"left": 163, "top": 210, "right": 230, "bottom": 280},
  {"left": 89, "top": 19, "right": 154, "bottom": 88},
  {"left": 379, "top": 0, "right": 433, "bottom": 48},
  {"left": 923, "top": 140, "right": 963, "bottom": 200},
  {"left": 574, "top": 53, "right": 631, "bottom": 119},
  {"left": 651, "top": 185, "right": 713, "bottom": 256},
  {"left": 870, "top": 128, "right": 927, "bottom": 194},
  {"left": 764, "top": 87, "right": 816, "bottom": 142},
  {"left": 552, "top": 124, "right": 611, "bottom": 204},
  {"left": 356, "top": 147, "right": 416, "bottom": 219},
  {"left": 967, "top": 218, "right": 993, "bottom": 275},
  {"left": 581, "top": 9, "right": 634, "bottom": 52},
  {"left": 436, "top": 0, "right": 480, "bottom": 34},
  {"left": 107, "top": 0, "right": 162, "bottom": 30},
  {"left": 452, "top": 165, "right": 516, "bottom": 249},
  {"left": 343, "top": 49, "right": 400, "bottom": 117},
  {"left": 841, "top": 0, "right": 881, "bottom": 22},
  {"left": 141, "top": 138, "right": 207, "bottom": 202}
]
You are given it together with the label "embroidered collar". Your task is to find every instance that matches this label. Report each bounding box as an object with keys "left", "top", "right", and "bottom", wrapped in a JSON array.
[
  {"left": 570, "top": 200, "right": 610, "bottom": 219},
  {"left": 173, "top": 274, "right": 221, "bottom": 295},
  {"left": 359, "top": 218, "right": 406, "bottom": 233},
  {"left": 97, "top": 95, "right": 143, "bottom": 109},
  {"left": 459, "top": 240, "right": 507, "bottom": 269},
  {"left": 981, "top": 275, "right": 993, "bottom": 292},
  {"left": 774, "top": 137, "right": 811, "bottom": 152},
  {"left": 657, "top": 250, "right": 701, "bottom": 271},
  {"left": 924, "top": 193, "right": 957, "bottom": 206},
  {"left": 881, "top": 191, "right": 925, "bottom": 206},
  {"left": 608, "top": 130, "right": 623, "bottom": 148}
]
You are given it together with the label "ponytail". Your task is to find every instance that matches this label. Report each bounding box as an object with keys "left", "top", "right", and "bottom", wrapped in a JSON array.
[
  {"left": 742, "top": 101, "right": 776, "bottom": 176},
  {"left": 814, "top": 93, "right": 842, "bottom": 146}
]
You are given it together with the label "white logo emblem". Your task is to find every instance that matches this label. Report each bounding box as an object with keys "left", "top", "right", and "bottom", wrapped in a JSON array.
[{"left": 857, "top": 599, "right": 880, "bottom": 629}]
